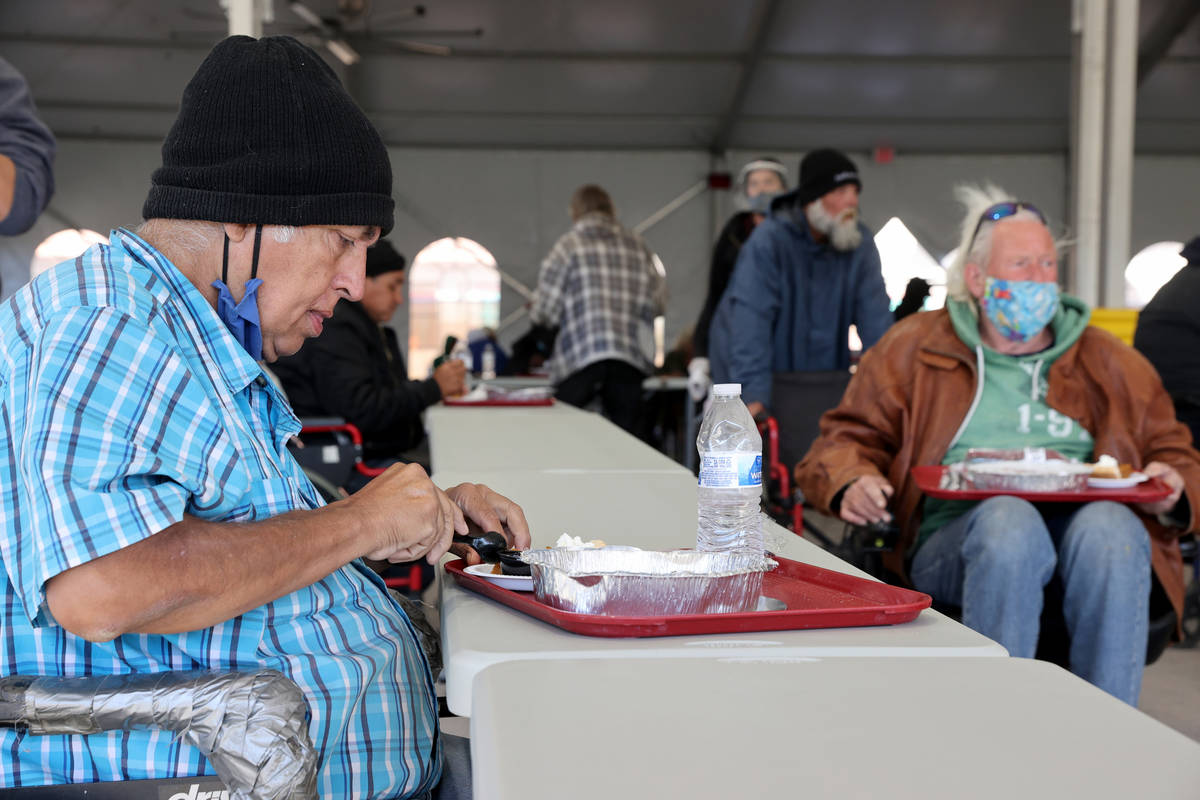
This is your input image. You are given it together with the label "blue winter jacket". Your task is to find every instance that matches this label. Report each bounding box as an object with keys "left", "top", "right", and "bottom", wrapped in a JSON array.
[{"left": 708, "top": 196, "right": 892, "bottom": 409}]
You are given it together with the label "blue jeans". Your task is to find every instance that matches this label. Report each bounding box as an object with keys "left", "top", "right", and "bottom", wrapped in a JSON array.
[
  {"left": 910, "top": 496, "right": 1151, "bottom": 705},
  {"left": 432, "top": 733, "right": 472, "bottom": 800}
]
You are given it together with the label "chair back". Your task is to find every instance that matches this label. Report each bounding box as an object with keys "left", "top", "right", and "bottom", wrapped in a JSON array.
[{"left": 770, "top": 370, "right": 853, "bottom": 471}]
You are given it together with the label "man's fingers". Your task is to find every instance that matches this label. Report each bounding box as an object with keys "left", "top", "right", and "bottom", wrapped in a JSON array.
[
  {"left": 840, "top": 508, "right": 868, "bottom": 527},
  {"left": 497, "top": 502, "right": 532, "bottom": 549}
]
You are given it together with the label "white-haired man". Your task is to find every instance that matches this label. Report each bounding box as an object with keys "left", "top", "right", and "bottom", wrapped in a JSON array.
[
  {"left": 708, "top": 148, "right": 892, "bottom": 417},
  {"left": 795, "top": 186, "right": 1200, "bottom": 705},
  {"left": 0, "top": 36, "right": 526, "bottom": 797}
]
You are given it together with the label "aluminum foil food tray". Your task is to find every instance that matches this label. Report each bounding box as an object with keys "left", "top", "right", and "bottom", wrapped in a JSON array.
[
  {"left": 965, "top": 460, "right": 1092, "bottom": 492},
  {"left": 521, "top": 547, "right": 777, "bottom": 616}
]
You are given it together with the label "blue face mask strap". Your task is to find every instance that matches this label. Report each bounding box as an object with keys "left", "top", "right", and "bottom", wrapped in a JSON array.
[
  {"left": 221, "top": 224, "right": 264, "bottom": 285},
  {"left": 214, "top": 224, "right": 266, "bottom": 361},
  {"left": 250, "top": 223, "right": 262, "bottom": 280}
]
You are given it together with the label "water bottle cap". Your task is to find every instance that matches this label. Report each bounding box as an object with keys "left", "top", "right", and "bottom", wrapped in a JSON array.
[{"left": 712, "top": 383, "right": 741, "bottom": 396}]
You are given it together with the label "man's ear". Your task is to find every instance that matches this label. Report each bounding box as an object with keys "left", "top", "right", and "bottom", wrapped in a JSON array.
[
  {"left": 221, "top": 222, "right": 251, "bottom": 243},
  {"left": 963, "top": 260, "right": 986, "bottom": 299}
]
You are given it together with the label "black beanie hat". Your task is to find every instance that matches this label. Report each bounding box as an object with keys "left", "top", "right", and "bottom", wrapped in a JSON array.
[
  {"left": 144, "top": 35, "right": 394, "bottom": 234},
  {"left": 365, "top": 239, "right": 406, "bottom": 277},
  {"left": 796, "top": 148, "right": 861, "bottom": 206}
]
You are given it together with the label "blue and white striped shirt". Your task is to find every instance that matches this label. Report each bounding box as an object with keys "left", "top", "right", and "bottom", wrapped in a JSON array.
[{"left": 0, "top": 229, "right": 440, "bottom": 797}]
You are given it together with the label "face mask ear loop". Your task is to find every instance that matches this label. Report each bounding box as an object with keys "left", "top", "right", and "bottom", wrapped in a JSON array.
[
  {"left": 222, "top": 233, "right": 230, "bottom": 286},
  {"left": 250, "top": 224, "right": 263, "bottom": 281}
]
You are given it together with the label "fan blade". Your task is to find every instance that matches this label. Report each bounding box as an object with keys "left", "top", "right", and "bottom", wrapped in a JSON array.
[
  {"left": 369, "top": 27, "right": 483, "bottom": 39},
  {"left": 325, "top": 37, "right": 362, "bottom": 65},
  {"left": 390, "top": 39, "right": 451, "bottom": 56},
  {"left": 289, "top": 1, "right": 326, "bottom": 29}
]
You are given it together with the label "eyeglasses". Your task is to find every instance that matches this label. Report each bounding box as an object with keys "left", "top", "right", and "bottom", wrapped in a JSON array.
[{"left": 968, "top": 201, "right": 1046, "bottom": 249}]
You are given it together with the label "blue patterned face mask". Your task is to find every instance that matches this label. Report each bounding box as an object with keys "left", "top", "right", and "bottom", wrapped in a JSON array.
[
  {"left": 213, "top": 224, "right": 265, "bottom": 361},
  {"left": 981, "top": 277, "right": 1059, "bottom": 343}
]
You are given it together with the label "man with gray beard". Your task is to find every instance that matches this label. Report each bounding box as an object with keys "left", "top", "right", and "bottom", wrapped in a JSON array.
[{"left": 709, "top": 148, "right": 891, "bottom": 418}]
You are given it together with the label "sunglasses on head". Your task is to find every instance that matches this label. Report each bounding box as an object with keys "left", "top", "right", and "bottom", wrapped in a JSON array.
[{"left": 969, "top": 201, "right": 1046, "bottom": 246}]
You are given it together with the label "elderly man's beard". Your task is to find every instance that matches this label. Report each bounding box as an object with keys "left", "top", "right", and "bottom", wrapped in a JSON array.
[{"left": 805, "top": 200, "right": 862, "bottom": 252}]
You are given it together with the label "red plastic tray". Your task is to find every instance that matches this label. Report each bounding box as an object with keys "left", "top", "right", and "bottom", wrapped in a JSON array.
[
  {"left": 442, "top": 396, "right": 554, "bottom": 407},
  {"left": 911, "top": 464, "right": 1173, "bottom": 503},
  {"left": 445, "top": 556, "right": 931, "bottom": 638}
]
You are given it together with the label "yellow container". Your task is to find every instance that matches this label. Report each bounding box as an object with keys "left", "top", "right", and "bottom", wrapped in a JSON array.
[{"left": 1089, "top": 307, "right": 1139, "bottom": 346}]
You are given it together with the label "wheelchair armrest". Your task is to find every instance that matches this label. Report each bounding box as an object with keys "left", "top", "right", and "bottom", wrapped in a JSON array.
[
  {"left": 1, "top": 670, "right": 317, "bottom": 798},
  {"left": 297, "top": 421, "right": 387, "bottom": 478},
  {"left": 757, "top": 416, "right": 790, "bottom": 498},
  {"left": 296, "top": 416, "right": 348, "bottom": 428}
]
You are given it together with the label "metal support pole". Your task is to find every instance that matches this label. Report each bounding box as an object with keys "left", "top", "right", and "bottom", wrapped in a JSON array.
[
  {"left": 633, "top": 179, "right": 709, "bottom": 237},
  {"left": 1071, "top": 0, "right": 1107, "bottom": 307},
  {"left": 1103, "top": 0, "right": 1139, "bottom": 306},
  {"left": 222, "top": 0, "right": 270, "bottom": 38}
]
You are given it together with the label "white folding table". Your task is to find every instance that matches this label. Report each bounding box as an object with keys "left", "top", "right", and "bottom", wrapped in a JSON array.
[
  {"left": 426, "top": 403, "right": 684, "bottom": 474},
  {"left": 432, "top": 469, "right": 1007, "bottom": 717},
  {"left": 469, "top": 656, "right": 1200, "bottom": 800}
]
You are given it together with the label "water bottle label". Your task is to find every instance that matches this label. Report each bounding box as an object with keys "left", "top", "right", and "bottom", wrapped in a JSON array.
[{"left": 698, "top": 451, "right": 762, "bottom": 488}]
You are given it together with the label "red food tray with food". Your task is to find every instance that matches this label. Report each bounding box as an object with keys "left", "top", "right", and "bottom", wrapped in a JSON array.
[
  {"left": 444, "top": 556, "right": 931, "bottom": 638},
  {"left": 911, "top": 464, "right": 1173, "bottom": 503}
]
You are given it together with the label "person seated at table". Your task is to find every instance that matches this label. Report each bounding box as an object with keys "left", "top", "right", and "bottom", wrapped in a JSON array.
[
  {"left": 0, "top": 35, "right": 528, "bottom": 797},
  {"left": 273, "top": 237, "right": 466, "bottom": 479},
  {"left": 794, "top": 184, "right": 1200, "bottom": 706}
]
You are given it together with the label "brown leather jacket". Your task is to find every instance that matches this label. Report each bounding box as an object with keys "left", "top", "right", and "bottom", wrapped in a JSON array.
[{"left": 794, "top": 308, "right": 1200, "bottom": 619}]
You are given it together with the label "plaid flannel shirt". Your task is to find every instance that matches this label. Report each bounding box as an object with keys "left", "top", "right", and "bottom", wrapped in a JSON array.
[{"left": 531, "top": 212, "right": 666, "bottom": 382}]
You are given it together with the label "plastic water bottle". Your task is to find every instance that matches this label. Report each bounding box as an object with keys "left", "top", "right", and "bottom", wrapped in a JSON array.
[
  {"left": 481, "top": 343, "right": 497, "bottom": 379},
  {"left": 451, "top": 340, "right": 472, "bottom": 371},
  {"left": 696, "top": 383, "right": 763, "bottom": 554}
]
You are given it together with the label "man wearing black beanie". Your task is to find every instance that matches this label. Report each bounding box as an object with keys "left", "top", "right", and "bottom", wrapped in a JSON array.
[
  {"left": 708, "top": 147, "right": 892, "bottom": 418},
  {"left": 0, "top": 36, "right": 523, "bottom": 799},
  {"left": 273, "top": 238, "right": 467, "bottom": 476}
]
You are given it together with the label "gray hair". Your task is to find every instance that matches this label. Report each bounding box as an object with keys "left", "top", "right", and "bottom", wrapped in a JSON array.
[
  {"left": 137, "top": 219, "right": 300, "bottom": 254},
  {"left": 944, "top": 183, "right": 1049, "bottom": 306}
]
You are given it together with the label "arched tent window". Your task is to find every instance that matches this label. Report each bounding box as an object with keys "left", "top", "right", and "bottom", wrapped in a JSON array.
[
  {"left": 30, "top": 228, "right": 106, "bottom": 280},
  {"left": 873, "top": 217, "right": 946, "bottom": 311},
  {"left": 407, "top": 237, "right": 501, "bottom": 379},
  {"left": 1124, "top": 241, "right": 1186, "bottom": 309}
]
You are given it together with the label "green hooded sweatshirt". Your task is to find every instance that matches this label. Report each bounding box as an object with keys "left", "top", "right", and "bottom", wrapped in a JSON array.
[{"left": 918, "top": 294, "right": 1095, "bottom": 548}]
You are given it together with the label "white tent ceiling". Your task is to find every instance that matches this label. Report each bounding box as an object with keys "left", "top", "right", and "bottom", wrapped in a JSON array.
[{"left": 2, "top": 0, "right": 1199, "bottom": 153}]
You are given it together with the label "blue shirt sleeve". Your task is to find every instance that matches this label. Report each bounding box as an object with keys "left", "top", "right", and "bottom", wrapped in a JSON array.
[
  {"left": 5, "top": 305, "right": 246, "bottom": 624},
  {"left": 852, "top": 237, "right": 893, "bottom": 352},
  {"left": 722, "top": 226, "right": 782, "bottom": 408},
  {"left": 0, "top": 57, "right": 56, "bottom": 236}
]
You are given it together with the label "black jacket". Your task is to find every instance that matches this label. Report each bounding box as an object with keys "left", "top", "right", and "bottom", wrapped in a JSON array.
[
  {"left": 273, "top": 300, "right": 442, "bottom": 459},
  {"left": 693, "top": 211, "right": 757, "bottom": 358}
]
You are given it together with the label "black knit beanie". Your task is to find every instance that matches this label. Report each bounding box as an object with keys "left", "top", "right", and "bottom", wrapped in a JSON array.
[
  {"left": 796, "top": 148, "right": 861, "bottom": 206},
  {"left": 144, "top": 35, "right": 394, "bottom": 234},
  {"left": 366, "top": 239, "right": 406, "bottom": 277}
]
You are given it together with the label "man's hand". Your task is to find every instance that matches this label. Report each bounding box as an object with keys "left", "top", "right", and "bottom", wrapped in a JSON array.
[
  {"left": 444, "top": 483, "right": 532, "bottom": 564},
  {"left": 837, "top": 475, "right": 894, "bottom": 526},
  {"left": 746, "top": 401, "right": 766, "bottom": 421},
  {"left": 434, "top": 360, "right": 467, "bottom": 398},
  {"left": 1136, "top": 461, "right": 1185, "bottom": 517},
  {"left": 347, "top": 462, "right": 467, "bottom": 565}
]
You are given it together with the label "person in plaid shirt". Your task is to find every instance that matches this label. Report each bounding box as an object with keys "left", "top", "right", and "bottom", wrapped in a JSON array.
[{"left": 531, "top": 185, "right": 667, "bottom": 433}]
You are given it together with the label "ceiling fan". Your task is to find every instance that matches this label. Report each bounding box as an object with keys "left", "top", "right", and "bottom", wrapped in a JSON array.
[
  {"left": 180, "top": 1, "right": 484, "bottom": 64},
  {"left": 288, "top": 0, "right": 484, "bottom": 63}
]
